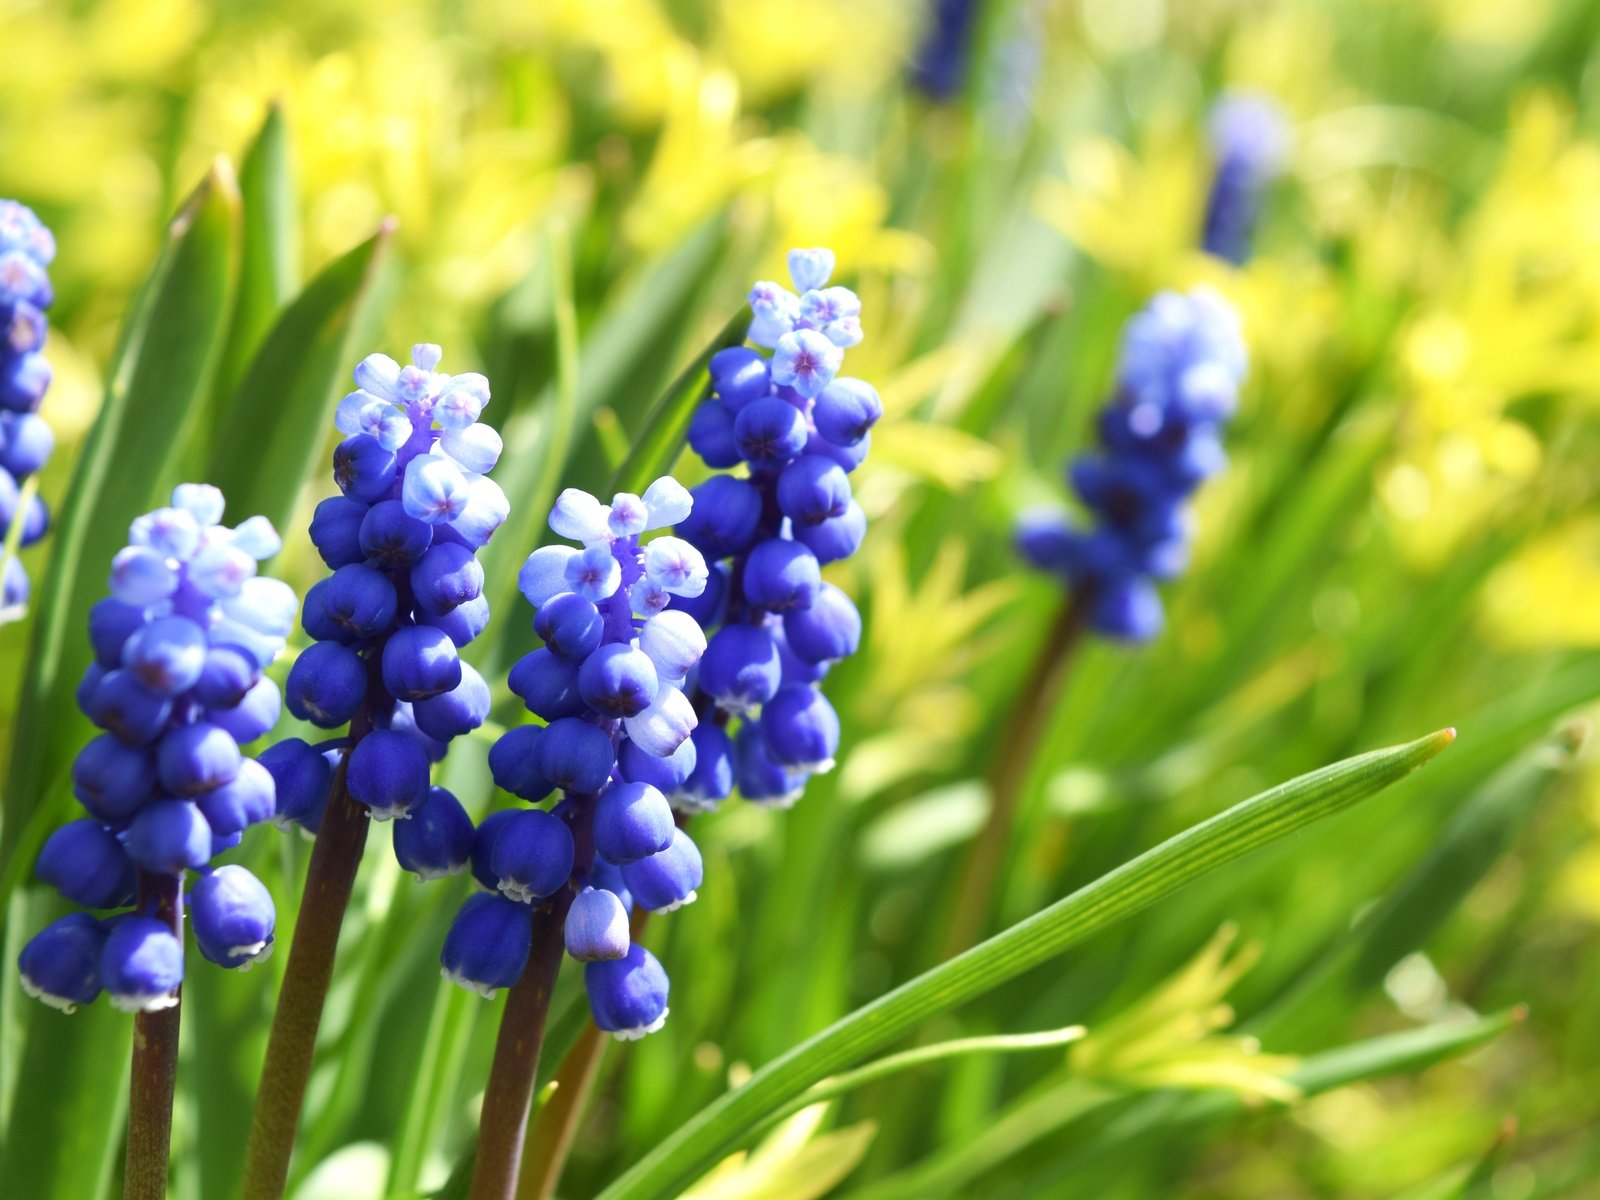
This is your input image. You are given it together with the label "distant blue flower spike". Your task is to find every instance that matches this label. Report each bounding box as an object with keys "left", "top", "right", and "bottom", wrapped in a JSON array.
[
  {"left": 1016, "top": 288, "right": 1247, "bottom": 642},
  {"left": 19, "top": 485, "right": 291, "bottom": 1012},
  {"left": 1202, "top": 92, "right": 1291, "bottom": 265},
  {"left": 908, "top": 0, "right": 980, "bottom": 102},
  {"left": 0, "top": 201, "right": 58, "bottom": 624}
]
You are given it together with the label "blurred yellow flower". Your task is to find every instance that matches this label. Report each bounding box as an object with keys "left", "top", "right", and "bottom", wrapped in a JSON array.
[
  {"left": 1382, "top": 93, "right": 1600, "bottom": 565},
  {"left": 1480, "top": 518, "right": 1600, "bottom": 649},
  {"left": 710, "top": 0, "right": 908, "bottom": 104},
  {"left": 683, "top": 1103, "right": 875, "bottom": 1200},
  {"left": 182, "top": 25, "right": 582, "bottom": 343},
  {"left": 622, "top": 57, "right": 931, "bottom": 282},
  {"left": 1035, "top": 120, "right": 1207, "bottom": 288}
]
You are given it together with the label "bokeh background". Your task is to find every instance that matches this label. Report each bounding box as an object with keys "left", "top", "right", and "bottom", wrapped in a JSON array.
[{"left": 3, "top": 0, "right": 1600, "bottom": 1197}]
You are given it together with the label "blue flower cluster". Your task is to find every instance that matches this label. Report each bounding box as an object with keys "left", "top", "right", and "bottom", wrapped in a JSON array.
[
  {"left": 677, "top": 249, "right": 877, "bottom": 811},
  {"left": 1017, "top": 288, "right": 1248, "bottom": 641},
  {"left": 439, "top": 479, "right": 709, "bottom": 1040},
  {"left": 0, "top": 201, "right": 58, "bottom": 618},
  {"left": 908, "top": 0, "right": 980, "bottom": 102},
  {"left": 1201, "top": 93, "right": 1290, "bottom": 266},
  {"left": 18, "top": 485, "right": 293, "bottom": 1012},
  {"left": 270, "top": 345, "right": 506, "bottom": 843}
]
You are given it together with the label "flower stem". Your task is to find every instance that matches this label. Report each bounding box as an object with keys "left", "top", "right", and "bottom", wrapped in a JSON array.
[
  {"left": 124, "top": 871, "right": 182, "bottom": 1200},
  {"left": 241, "top": 729, "right": 370, "bottom": 1200},
  {"left": 939, "top": 595, "right": 1085, "bottom": 960},
  {"left": 515, "top": 907, "right": 651, "bottom": 1200},
  {"left": 516, "top": 1021, "right": 607, "bottom": 1200},
  {"left": 470, "top": 891, "right": 574, "bottom": 1200}
]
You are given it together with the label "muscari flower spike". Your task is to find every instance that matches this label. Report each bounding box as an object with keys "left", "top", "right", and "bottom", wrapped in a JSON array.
[
  {"left": 908, "top": 0, "right": 981, "bottom": 103},
  {"left": 275, "top": 344, "right": 506, "bottom": 848},
  {"left": 0, "top": 200, "right": 59, "bottom": 623},
  {"left": 440, "top": 477, "right": 710, "bottom": 1040},
  {"left": 18, "top": 485, "right": 291, "bottom": 1013},
  {"left": 1016, "top": 287, "right": 1248, "bottom": 642},
  {"left": 1201, "top": 92, "right": 1291, "bottom": 266},
  {"left": 674, "top": 248, "right": 877, "bottom": 813}
]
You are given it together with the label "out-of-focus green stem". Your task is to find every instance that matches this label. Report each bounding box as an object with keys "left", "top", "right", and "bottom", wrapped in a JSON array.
[
  {"left": 765, "top": 1025, "right": 1087, "bottom": 1132},
  {"left": 940, "top": 595, "right": 1086, "bottom": 959}
]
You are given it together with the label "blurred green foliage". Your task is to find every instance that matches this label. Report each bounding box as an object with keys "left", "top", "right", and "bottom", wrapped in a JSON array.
[{"left": 4, "top": 1, "right": 1600, "bottom": 1198}]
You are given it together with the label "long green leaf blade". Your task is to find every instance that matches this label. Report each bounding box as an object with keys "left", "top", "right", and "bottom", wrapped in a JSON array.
[
  {"left": 1257, "top": 726, "right": 1579, "bottom": 1045},
  {"left": 598, "top": 729, "right": 1457, "bottom": 1200},
  {"left": 217, "top": 102, "right": 300, "bottom": 402},
  {"left": 209, "top": 220, "right": 394, "bottom": 530}
]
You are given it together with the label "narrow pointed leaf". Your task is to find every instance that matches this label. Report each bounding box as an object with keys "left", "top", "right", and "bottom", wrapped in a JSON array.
[
  {"left": 209, "top": 220, "right": 395, "bottom": 530},
  {"left": 1258, "top": 726, "right": 1579, "bottom": 1045},
  {"left": 218, "top": 102, "right": 301, "bottom": 401},
  {"left": 597, "top": 730, "right": 1456, "bottom": 1200}
]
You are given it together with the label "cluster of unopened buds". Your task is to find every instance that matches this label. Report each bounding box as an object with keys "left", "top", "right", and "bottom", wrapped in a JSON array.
[
  {"left": 265, "top": 344, "right": 505, "bottom": 846},
  {"left": 1017, "top": 287, "right": 1248, "bottom": 640},
  {"left": 433, "top": 478, "right": 703, "bottom": 1036},
  {"left": 20, "top": 485, "right": 292, "bottom": 1010},
  {"left": 17, "top": 246, "right": 878, "bottom": 1055},
  {"left": 0, "top": 200, "right": 57, "bottom": 617},
  {"left": 680, "top": 248, "right": 877, "bottom": 809}
]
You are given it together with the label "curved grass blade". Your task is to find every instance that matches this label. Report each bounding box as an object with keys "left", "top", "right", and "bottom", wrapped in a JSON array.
[
  {"left": 217, "top": 102, "right": 300, "bottom": 402},
  {"left": 1257, "top": 724, "right": 1582, "bottom": 1046},
  {"left": 209, "top": 220, "right": 395, "bottom": 530},
  {"left": 597, "top": 730, "right": 1457, "bottom": 1200}
]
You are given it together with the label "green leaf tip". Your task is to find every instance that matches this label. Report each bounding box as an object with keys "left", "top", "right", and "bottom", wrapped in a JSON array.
[
  {"left": 594, "top": 731, "right": 1457, "bottom": 1200},
  {"left": 171, "top": 157, "right": 242, "bottom": 236}
]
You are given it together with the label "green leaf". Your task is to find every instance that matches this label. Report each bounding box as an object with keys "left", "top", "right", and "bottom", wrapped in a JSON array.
[
  {"left": 597, "top": 729, "right": 1457, "bottom": 1200},
  {"left": 1256, "top": 725, "right": 1581, "bottom": 1046},
  {"left": 765, "top": 1025, "right": 1085, "bottom": 1132},
  {"left": 1, "top": 160, "right": 241, "bottom": 862},
  {"left": 1289, "top": 1007, "right": 1522, "bottom": 1095},
  {"left": 852, "top": 1008, "right": 1521, "bottom": 1200},
  {"left": 217, "top": 102, "right": 300, "bottom": 402},
  {"left": 1393, "top": 1117, "right": 1518, "bottom": 1200},
  {"left": 208, "top": 220, "right": 395, "bottom": 531},
  {"left": 607, "top": 306, "right": 750, "bottom": 497}
]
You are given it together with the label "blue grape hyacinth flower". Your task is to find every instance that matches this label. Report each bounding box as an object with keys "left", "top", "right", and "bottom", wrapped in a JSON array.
[
  {"left": 18, "top": 485, "right": 291, "bottom": 1012},
  {"left": 441, "top": 477, "right": 709, "bottom": 1039},
  {"left": 677, "top": 248, "right": 877, "bottom": 813},
  {"left": 1017, "top": 288, "right": 1248, "bottom": 641},
  {"left": 1201, "top": 92, "right": 1291, "bottom": 266},
  {"left": 281, "top": 344, "right": 506, "bottom": 849},
  {"left": 908, "top": 0, "right": 980, "bottom": 102},
  {"left": 0, "top": 199, "right": 58, "bottom": 623}
]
